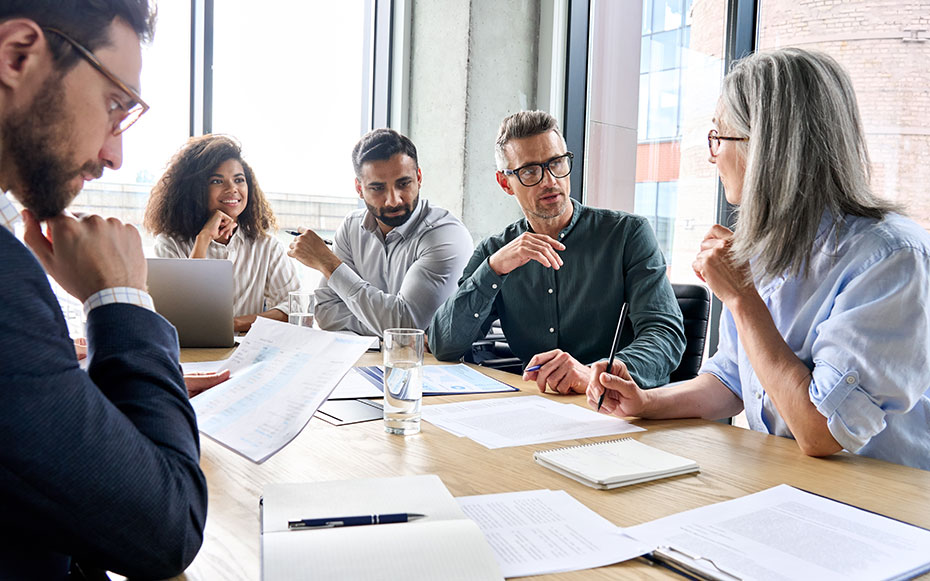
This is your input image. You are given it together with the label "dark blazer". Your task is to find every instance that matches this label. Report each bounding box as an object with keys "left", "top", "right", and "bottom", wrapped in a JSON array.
[{"left": 0, "top": 226, "right": 207, "bottom": 580}]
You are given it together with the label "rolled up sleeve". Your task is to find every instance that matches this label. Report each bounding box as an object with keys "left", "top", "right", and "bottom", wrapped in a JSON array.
[{"left": 807, "top": 247, "right": 930, "bottom": 452}]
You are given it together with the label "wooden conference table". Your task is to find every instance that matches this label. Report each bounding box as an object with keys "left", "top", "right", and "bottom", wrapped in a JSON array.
[{"left": 171, "top": 348, "right": 930, "bottom": 581}]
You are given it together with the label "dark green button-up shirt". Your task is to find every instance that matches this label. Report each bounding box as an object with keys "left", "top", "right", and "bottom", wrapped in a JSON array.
[{"left": 428, "top": 200, "right": 685, "bottom": 388}]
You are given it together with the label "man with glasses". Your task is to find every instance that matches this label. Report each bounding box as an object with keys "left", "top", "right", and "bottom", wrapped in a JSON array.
[
  {"left": 0, "top": 2, "right": 206, "bottom": 579},
  {"left": 429, "top": 110, "right": 685, "bottom": 394},
  {"left": 289, "top": 128, "right": 473, "bottom": 335}
]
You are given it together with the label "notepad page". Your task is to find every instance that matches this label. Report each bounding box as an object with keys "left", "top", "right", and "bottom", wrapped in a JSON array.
[
  {"left": 263, "top": 519, "right": 502, "bottom": 581},
  {"left": 536, "top": 439, "right": 697, "bottom": 485}
]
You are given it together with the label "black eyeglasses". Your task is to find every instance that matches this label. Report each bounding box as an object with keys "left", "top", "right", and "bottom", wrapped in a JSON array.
[
  {"left": 43, "top": 27, "right": 149, "bottom": 135},
  {"left": 502, "top": 152, "right": 574, "bottom": 187},
  {"left": 707, "top": 129, "right": 748, "bottom": 157}
]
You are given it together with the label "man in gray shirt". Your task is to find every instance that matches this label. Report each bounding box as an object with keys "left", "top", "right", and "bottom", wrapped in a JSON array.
[{"left": 289, "top": 129, "right": 473, "bottom": 336}]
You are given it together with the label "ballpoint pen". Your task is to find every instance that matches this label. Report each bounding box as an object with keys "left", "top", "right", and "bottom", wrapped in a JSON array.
[
  {"left": 285, "top": 229, "right": 333, "bottom": 245},
  {"left": 525, "top": 364, "right": 542, "bottom": 373},
  {"left": 288, "top": 512, "right": 426, "bottom": 530},
  {"left": 597, "top": 302, "right": 628, "bottom": 412}
]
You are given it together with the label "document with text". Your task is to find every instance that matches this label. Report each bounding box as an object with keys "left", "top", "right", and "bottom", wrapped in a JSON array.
[
  {"left": 191, "top": 318, "right": 373, "bottom": 462},
  {"left": 422, "top": 395, "right": 644, "bottom": 448},
  {"left": 456, "top": 489, "right": 649, "bottom": 577},
  {"left": 626, "top": 484, "right": 930, "bottom": 581}
]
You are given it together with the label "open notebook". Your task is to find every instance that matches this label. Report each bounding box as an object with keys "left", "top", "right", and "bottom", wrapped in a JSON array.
[
  {"left": 261, "top": 475, "right": 502, "bottom": 580},
  {"left": 534, "top": 437, "right": 699, "bottom": 489}
]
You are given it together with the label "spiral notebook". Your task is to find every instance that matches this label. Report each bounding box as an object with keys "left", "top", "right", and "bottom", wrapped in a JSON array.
[{"left": 533, "top": 438, "right": 699, "bottom": 489}]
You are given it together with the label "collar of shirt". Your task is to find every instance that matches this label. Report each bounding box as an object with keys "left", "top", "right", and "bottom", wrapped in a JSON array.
[
  {"left": 0, "top": 192, "right": 22, "bottom": 234},
  {"left": 361, "top": 198, "right": 426, "bottom": 242}
]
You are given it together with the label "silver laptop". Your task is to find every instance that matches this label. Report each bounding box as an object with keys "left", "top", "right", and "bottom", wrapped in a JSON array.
[{"left": 146, "top": 258, "right": 235, "bottom": 348}]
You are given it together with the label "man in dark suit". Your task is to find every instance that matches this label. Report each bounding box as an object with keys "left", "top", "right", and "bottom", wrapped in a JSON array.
[{"left": 0, "top": 2, "right": 207, "bottom": 579}]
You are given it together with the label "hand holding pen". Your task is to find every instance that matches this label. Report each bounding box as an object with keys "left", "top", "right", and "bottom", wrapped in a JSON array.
[{"left": 286, "top": 228, "right": 343, "bottom": 277}]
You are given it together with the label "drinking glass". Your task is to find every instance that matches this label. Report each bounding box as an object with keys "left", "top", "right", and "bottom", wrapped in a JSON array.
[
  {"left": 288, "top": 291, "right": 315, "bottom": 327},
  {"left": 382, "top": 328, "right": 424, "bottom": 435}
]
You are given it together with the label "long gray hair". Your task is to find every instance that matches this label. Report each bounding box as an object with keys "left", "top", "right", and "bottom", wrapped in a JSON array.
[{"left": 720, "top": 48, "right": 898, "bottom": 281}]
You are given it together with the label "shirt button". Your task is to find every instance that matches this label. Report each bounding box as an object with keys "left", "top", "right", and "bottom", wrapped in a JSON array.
[
  {"left": 548, "top": 288, "right": 553, "bottom": 294},
  {"left": 756, "top": 392, "right": 762, "bottom": 399},
  {"left": 845, "top": 375, "right": 856, "bottom": 385},
  {"left": 549, "top": 327, "right": 555, "bottom": 333},
  {"left": 492, "top": 284, "right": 498, "bottom": 289},
  {"left": 559, "top": 233, "right": 565, "bottom": 238},
  {"left": 474, "top": 313, "right": 480, "bottom": 318}
]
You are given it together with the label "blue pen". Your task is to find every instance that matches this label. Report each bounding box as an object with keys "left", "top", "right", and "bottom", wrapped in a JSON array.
[
  {"left": 288, "top": 513, "right": 426, "bottom": 530},
  {"left": 286, "top": 229, "right": 333, "bottom": 246},
  {"left": 525, "top": 364, "right": 542, "bottom": 373}
]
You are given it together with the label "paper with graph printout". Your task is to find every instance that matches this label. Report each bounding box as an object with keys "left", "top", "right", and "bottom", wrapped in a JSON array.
[
  {"left": 422, "top": 395, "right": 644, "bottom": 448},
  {"left": 456, "top": 489, "right": 649, "bottom": 577},
  {"left": 625, "top": 484, "right": 930, "bottom": 581},
  {"left": 191, "top": 318, "right": 373, "bottom": 462}
]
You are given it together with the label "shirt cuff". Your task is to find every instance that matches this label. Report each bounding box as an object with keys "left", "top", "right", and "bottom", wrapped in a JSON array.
[
  {"left": 83, "top": 287, "right": 156, "bottom": 317},
  {"left": 466, "top": 258, "right": 505, "bottom": 298},
  {"left": 327, "top": 263, "right": 366, "bottom": 299},
  {"left": 811, "top": 360, "right": 885, "bottom": 453}
]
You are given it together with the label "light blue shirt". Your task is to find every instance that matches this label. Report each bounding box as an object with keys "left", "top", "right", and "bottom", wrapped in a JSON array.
[{"left": 701, "top": 212, "right": 930, "bottom": 471}]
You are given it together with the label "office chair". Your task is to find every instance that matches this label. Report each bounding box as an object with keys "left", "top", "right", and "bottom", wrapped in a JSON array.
[
  {"left": 669, "top": 283, "right": 711, "bottom": 382},
  {"left": 469, "top": 283, "right": 712, "bottom": 381}
]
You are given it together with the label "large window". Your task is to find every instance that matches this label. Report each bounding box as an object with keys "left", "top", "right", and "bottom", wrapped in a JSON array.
[
  {"left": 69, "top": 0, "right": 191, "bottom": 246},
  {"left": 757, "top": 0, "right": 930, "bottom": 232},
  {"left": 584, "top": 0, "right": 728, "bottom": 284},
  {"left": 211, "top": 1, "right": 366, "bottom": 240}
]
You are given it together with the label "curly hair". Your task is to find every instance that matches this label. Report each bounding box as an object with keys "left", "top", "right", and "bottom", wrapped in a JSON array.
[{"left": 144, "top": 134, "right": 277, "bottom": 241}]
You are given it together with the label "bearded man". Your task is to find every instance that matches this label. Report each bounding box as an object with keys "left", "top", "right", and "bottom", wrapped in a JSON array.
[
  {"left": 289, "top": 128, "right": 473, "bottom": 336},
  {"left": 0, "top": 1, "right": 206, "bottom": 579},
  {"left": 429, "top": 110, "right": 686, "bottom": 395}
]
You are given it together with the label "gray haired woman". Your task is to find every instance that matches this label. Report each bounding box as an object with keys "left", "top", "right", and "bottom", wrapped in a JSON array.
[{"left": 587, "top": 48, "right": 930, "bottom": 471}]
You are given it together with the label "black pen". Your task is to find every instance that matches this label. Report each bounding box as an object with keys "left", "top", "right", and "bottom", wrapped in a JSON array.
[
  {"left": 597, "top": 302, "right": 628, "bottom": 412},
  {"left": 288, "top": 512, "right": 426, "bottom": 530},
  {"left": 286, "top": 229, "right": 333, "bottom": 246}
]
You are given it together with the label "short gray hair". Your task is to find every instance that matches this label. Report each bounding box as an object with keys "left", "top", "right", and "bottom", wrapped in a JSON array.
[
  {"left": 721, "top": 48, "right": 899, "bottom": 281},
  {"left": 494, "top": 110, "right": 564, "bottom": 170}
]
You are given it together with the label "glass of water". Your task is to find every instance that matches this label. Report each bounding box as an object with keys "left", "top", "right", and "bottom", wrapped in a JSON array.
[
  {"left": 288, "top": 291, "right": 315, "bottom": 327},
  {"left": 382, "top": 328, "right": 424, "bottom": 435}
]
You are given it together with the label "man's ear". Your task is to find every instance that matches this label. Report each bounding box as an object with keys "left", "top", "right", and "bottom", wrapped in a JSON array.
[
  {"left": 0, "top": 19, "right": 50, "bottom": 92},
  {"left": 495, "top": 171, "right": 514, "bottom": 196},
  {"left": 355, "top": 178, "right": 363, "bottom": 198}
]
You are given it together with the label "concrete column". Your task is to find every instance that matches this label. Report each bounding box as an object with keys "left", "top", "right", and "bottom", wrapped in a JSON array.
[{"left": 406, "top": 0, "right": 541, "bottom": 241}]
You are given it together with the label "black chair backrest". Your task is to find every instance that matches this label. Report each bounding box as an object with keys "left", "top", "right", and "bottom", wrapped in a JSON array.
[{"left": 670, "top": 283, "right": 711, "bottom": 382}]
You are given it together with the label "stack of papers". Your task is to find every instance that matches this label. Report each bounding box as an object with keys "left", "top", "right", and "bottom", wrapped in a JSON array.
[
  {"left": 456, "top": 489, "right": 649, "bottom": 578},
  {"left": 191, "top": 318, "right": 374, "bottom": 462},
  {"left": 626, "top": 484, "right": 930, "bottom": 581},
  {"left": 422, "top": 395, "right": 644, "bottom": 448}
]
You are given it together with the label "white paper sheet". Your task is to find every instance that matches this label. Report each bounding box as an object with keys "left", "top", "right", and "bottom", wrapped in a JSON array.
[
  {"left": 456, "top": 489, "right": 649, "bottom": 578},
  {"left": 180, "top": 359, "right": 227, "bottom": 374},
  {"left": 191, "top": 318, "right": 373, "bottom": 462},
  {"left": 327, "top": 367, "right": 384, "bottom": 399},
  {"left": 626, "top": 484, "right": 930, "bottom": 581},
  {"left": 422, "top": 395, "right": 645, "bottom": 448}
]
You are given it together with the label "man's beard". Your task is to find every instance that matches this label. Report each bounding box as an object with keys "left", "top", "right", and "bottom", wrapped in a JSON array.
[
  {"left": 368, "top": 193, "right": 419, "bottom": 228},
  {"left": 2, "top": 76, "right": 102, "bottom": 220},
  {"left": 529, "top": 188, "right": 568, "bottom": 220}
]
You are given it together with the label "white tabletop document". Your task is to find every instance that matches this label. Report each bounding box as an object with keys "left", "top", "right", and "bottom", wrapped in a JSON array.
[
  {"left": 422, "top": 395, "right": 645, "bottom": 448},
  {"left": 625, "top": 484, "right": 930, "bottom": 581},
  {"left": 456, "top": 489, "right": 649, "bottom": 578},
  {"left": 191, "top": 318, "right": 374, "bottom": 462},
  {"left": 261, "top": 475, "right": 502, "bottom": 581}
]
